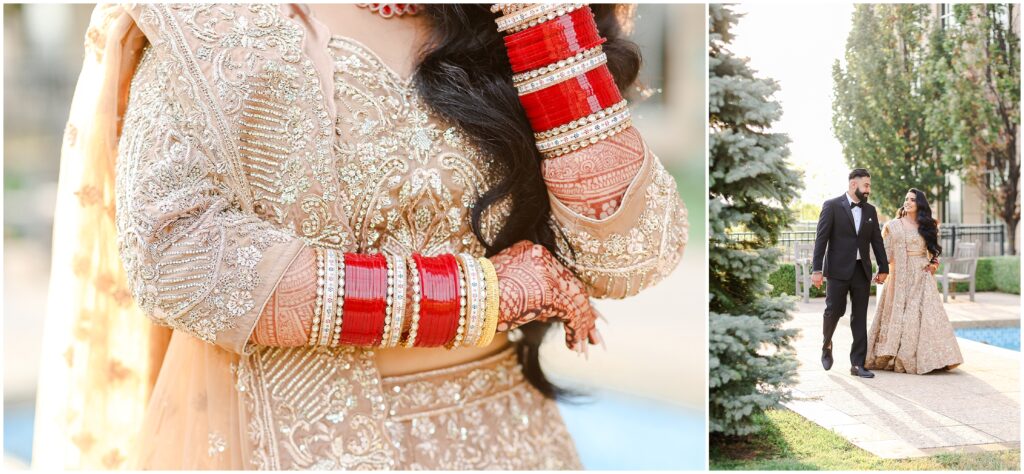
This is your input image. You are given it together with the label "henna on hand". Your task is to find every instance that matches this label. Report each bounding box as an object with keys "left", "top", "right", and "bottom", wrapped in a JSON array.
[
  {"left": 489, "top": 241, "right": 599, "bottom": 350},
  {"left": 541, "top": 126, "right": 645, "bottom": 219},
  {"left": 250, "top": 246, "right": 317, "bottom": 347},
  {"left": 250, "top": 243, "right": 603, "bottom": 351}
]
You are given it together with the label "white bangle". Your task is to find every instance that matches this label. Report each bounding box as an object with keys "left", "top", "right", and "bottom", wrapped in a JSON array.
[
  {"left": 388, "top": 255, "right": 407, "bottom": 348},
  {"left": 320, "top": 249, "right": 339, "bottom": 347},
  {"left": 331, "top": 253, "right": 346, "bottom": 347}
]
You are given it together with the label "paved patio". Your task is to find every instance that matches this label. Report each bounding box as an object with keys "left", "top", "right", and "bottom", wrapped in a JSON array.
[{"left": 783, "top": 292, "right": 1020, "bottom": 459}]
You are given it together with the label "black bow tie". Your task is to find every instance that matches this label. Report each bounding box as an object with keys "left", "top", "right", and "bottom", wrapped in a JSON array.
[{"left": 850, "top": 201, "right": 863, "bottom": 209}]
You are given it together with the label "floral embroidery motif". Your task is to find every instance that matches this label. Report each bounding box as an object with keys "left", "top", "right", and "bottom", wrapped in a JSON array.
[
  {"left": 237, "top": 346, "right": 396, "bottom": 470},
  {"left": 208, "top": 432, "right": 227, "bottom": 458},
  {"left": 326, "top": 36, "right": 509, "bottom": 256},
  {"left": 379, "top": 347, "right": 582, "bottom": 469}
]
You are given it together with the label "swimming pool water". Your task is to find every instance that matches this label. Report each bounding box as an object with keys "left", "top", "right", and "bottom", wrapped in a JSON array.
[
  {"left": 557, "top": 392, "right": 705, "bottom": 470},
  {"left": 955, "top": 326, "right": 1020, "bottom": 351}
]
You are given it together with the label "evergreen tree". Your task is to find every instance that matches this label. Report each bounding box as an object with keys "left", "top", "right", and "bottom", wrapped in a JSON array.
[
  {"left": 709, "top": 4, "right": 803, "bottom": 437},
  {"left": 832, "top": 4, "right": 950, "bottom": 216}
]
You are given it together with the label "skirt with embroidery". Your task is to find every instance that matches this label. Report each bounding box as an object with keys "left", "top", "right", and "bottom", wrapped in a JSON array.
[{"left": 130, "top": 332, "right": 582, "bottom": 470}]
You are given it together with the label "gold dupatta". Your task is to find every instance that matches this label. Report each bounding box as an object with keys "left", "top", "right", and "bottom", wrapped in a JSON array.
[{"left": 31, "top": 5, "right": 170, "bottom": 469}]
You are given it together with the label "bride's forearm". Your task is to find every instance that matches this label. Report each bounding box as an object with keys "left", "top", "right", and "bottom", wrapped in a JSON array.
[
  {"left": 248, "top": 242, "right": 595, "bottom": 350},
  {"left": 251, "top": 247, "right": 317, "bottom": 347},
  {"left": 250, "top": 249, "right": 500, "bottom": 349},
  {"left": 541, "top": 126, "right": 645, "bottom": 218}
]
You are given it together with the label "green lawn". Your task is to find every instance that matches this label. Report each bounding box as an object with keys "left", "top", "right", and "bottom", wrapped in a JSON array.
[{"left": 711, "top": 409, "right": 1021, "bottom": 471}]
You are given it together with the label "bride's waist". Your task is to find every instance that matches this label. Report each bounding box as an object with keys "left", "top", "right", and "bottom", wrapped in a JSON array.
[{"left": 372, "top": 332, "right": 511, "bottom": 377}]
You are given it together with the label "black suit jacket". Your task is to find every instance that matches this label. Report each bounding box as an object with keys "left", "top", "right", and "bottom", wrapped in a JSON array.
[{"left": 812, "top": 194, "right": 889, "bottom": 281}]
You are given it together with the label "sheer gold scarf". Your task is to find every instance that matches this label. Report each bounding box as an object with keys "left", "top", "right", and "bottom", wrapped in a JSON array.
[{"left": 31, "top": 5, "right": 170, "bottom": 469}]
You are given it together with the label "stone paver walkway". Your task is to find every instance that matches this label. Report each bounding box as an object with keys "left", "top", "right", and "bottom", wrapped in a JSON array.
[{"left": 784, "top": 292, "right": 1020, "bottom": 458}]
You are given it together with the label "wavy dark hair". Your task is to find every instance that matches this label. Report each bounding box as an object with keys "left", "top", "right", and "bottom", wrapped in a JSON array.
[
  {"left": 900, "top": 188, "right": 942, "bottom": 260},
  {"left": 412, "top": 5, "right": 642, "bottom": 401}
]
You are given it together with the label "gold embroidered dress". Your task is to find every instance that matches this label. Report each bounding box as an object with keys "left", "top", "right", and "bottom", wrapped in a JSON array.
[
  {"left": 33, "top": 4, "right": 688, "bottom": 470},
  {"left": 865, "top": 219, "right": 963, "bottom": 374}
]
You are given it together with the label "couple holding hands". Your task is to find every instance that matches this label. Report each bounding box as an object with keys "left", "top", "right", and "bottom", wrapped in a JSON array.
[{"left": 813, "top": 168, "right": 963, "bottom": 378}]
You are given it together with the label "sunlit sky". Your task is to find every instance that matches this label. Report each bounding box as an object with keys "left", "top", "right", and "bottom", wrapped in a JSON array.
[{"left": 728, "top": 3, "right": 856, "bottom": 206}]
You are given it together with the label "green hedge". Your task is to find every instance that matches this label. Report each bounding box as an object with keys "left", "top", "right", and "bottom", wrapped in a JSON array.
[
  {"left": 991, "top": 256, "right": 1020, "bottom": 294},
  {"left": 768, "top": 263, "right": 878, "bottom": 297},
  {"left": 768, "top": 256, "right": 1020, "bottom": 297}
]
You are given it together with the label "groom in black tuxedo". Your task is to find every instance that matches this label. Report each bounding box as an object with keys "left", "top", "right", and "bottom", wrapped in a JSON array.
[{"left": 811, "top": 168, "right": 889, "bottom": 378}]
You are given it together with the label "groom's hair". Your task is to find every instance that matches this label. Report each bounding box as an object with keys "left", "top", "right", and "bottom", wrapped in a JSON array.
[{"left": 849, "top": 168, "right": 870, "bottom": 180}]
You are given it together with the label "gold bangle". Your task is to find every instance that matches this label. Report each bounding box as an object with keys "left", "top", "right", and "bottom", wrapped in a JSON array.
[
  {"left": 405, "top": 256, "right": 422, "bottom": 348},
  {"left": 475, "top": 257, "right": 500, "bottom": 348}
]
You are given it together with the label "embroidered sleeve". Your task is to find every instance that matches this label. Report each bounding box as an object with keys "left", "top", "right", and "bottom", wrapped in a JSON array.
[
  {"left": 116, "top": 46, "right": 305, "bottom": 355},
  {"left": 546, "top": 134, "right": 688, "bottom": 299}
]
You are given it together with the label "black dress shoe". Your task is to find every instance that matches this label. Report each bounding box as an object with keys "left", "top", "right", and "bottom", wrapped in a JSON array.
[
  {"left": 850, "top": 366, "right": 875, "bottom": 378},
  {"left": 821, "top": 343, "right": 834, "bottom": 371}
]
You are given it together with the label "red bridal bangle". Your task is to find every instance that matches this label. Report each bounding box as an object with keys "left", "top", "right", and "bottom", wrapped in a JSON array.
[
  {"left": 437, "top": 254, "right": 463, "bottom": 346},
  {"left": 340, "top": 253, "right": 388, "bottom": 346},
  {"left": 412, "top": 254, "right": 461, "bottom": 347},
  {"left": 504, "top": 6, "right": 597, "bottom": 48},
  {"left": 519, "top": 66, "right": 623, "bottom": 132},
  {"left": 505, "top": 7, "right": 604, "bottom": 73}
]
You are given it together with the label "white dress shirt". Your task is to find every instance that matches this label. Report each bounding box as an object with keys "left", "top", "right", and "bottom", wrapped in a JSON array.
[{"left": 847, "top": 193, "right": 862, "bottom": 260}]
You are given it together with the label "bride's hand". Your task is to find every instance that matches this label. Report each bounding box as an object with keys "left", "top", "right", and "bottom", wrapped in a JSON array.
[{"left": 489, "top": 241, "right": 602, "bottom": 353}]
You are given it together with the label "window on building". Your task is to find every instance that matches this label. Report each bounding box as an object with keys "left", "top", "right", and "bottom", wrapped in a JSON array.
[
  {"left": 947, "top": 173, "right": 963, "bottom": 225},
  {"left": 939, "top": 3, "right": 959, "bottom": 30}
]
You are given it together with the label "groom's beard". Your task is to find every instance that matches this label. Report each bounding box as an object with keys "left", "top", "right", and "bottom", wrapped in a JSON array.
[{"left": 855, "top": 189, "right": 869, "bottom": 203}]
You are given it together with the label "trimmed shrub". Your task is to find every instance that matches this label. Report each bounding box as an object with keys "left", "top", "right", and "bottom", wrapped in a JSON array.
[{"left": 993, "top": 256, "right": 1021, "bottom": 294}]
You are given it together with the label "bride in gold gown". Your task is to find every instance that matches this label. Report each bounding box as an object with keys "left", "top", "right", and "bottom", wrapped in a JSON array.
[
  {"left": 865, "top": 188, "right": 962, "bottom": 375},
  {"left": 32, "top": 4, "right": 688, "bottom": 469}
]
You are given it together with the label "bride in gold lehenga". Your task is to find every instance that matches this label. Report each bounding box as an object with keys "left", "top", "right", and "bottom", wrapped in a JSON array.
[
  {"left": 32, "top": 4, "right": 687, "bottom": 469},
  {"left": 865, "top": 189, "right": 962, "bottom": 375}
]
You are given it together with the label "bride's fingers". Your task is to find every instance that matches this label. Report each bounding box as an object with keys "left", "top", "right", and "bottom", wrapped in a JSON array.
[{"left": 594, "top": 307, "right": 608, "bottom": 325}]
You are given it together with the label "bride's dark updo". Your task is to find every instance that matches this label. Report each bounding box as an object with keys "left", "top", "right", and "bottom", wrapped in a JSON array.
[
  {"left": 412, "top": 5, "right": 642, "bottom": 401},
  {"left": 905, "top": 188, "right": 942, "bottom": 260}
]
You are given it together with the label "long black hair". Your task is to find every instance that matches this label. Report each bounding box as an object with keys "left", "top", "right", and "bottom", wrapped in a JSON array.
[
  {"left": 906, "top": 188, "right": 942, "bottom": 260},
  {"left": 413, "top": 5, "right": 642, "bottom": 401}
]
